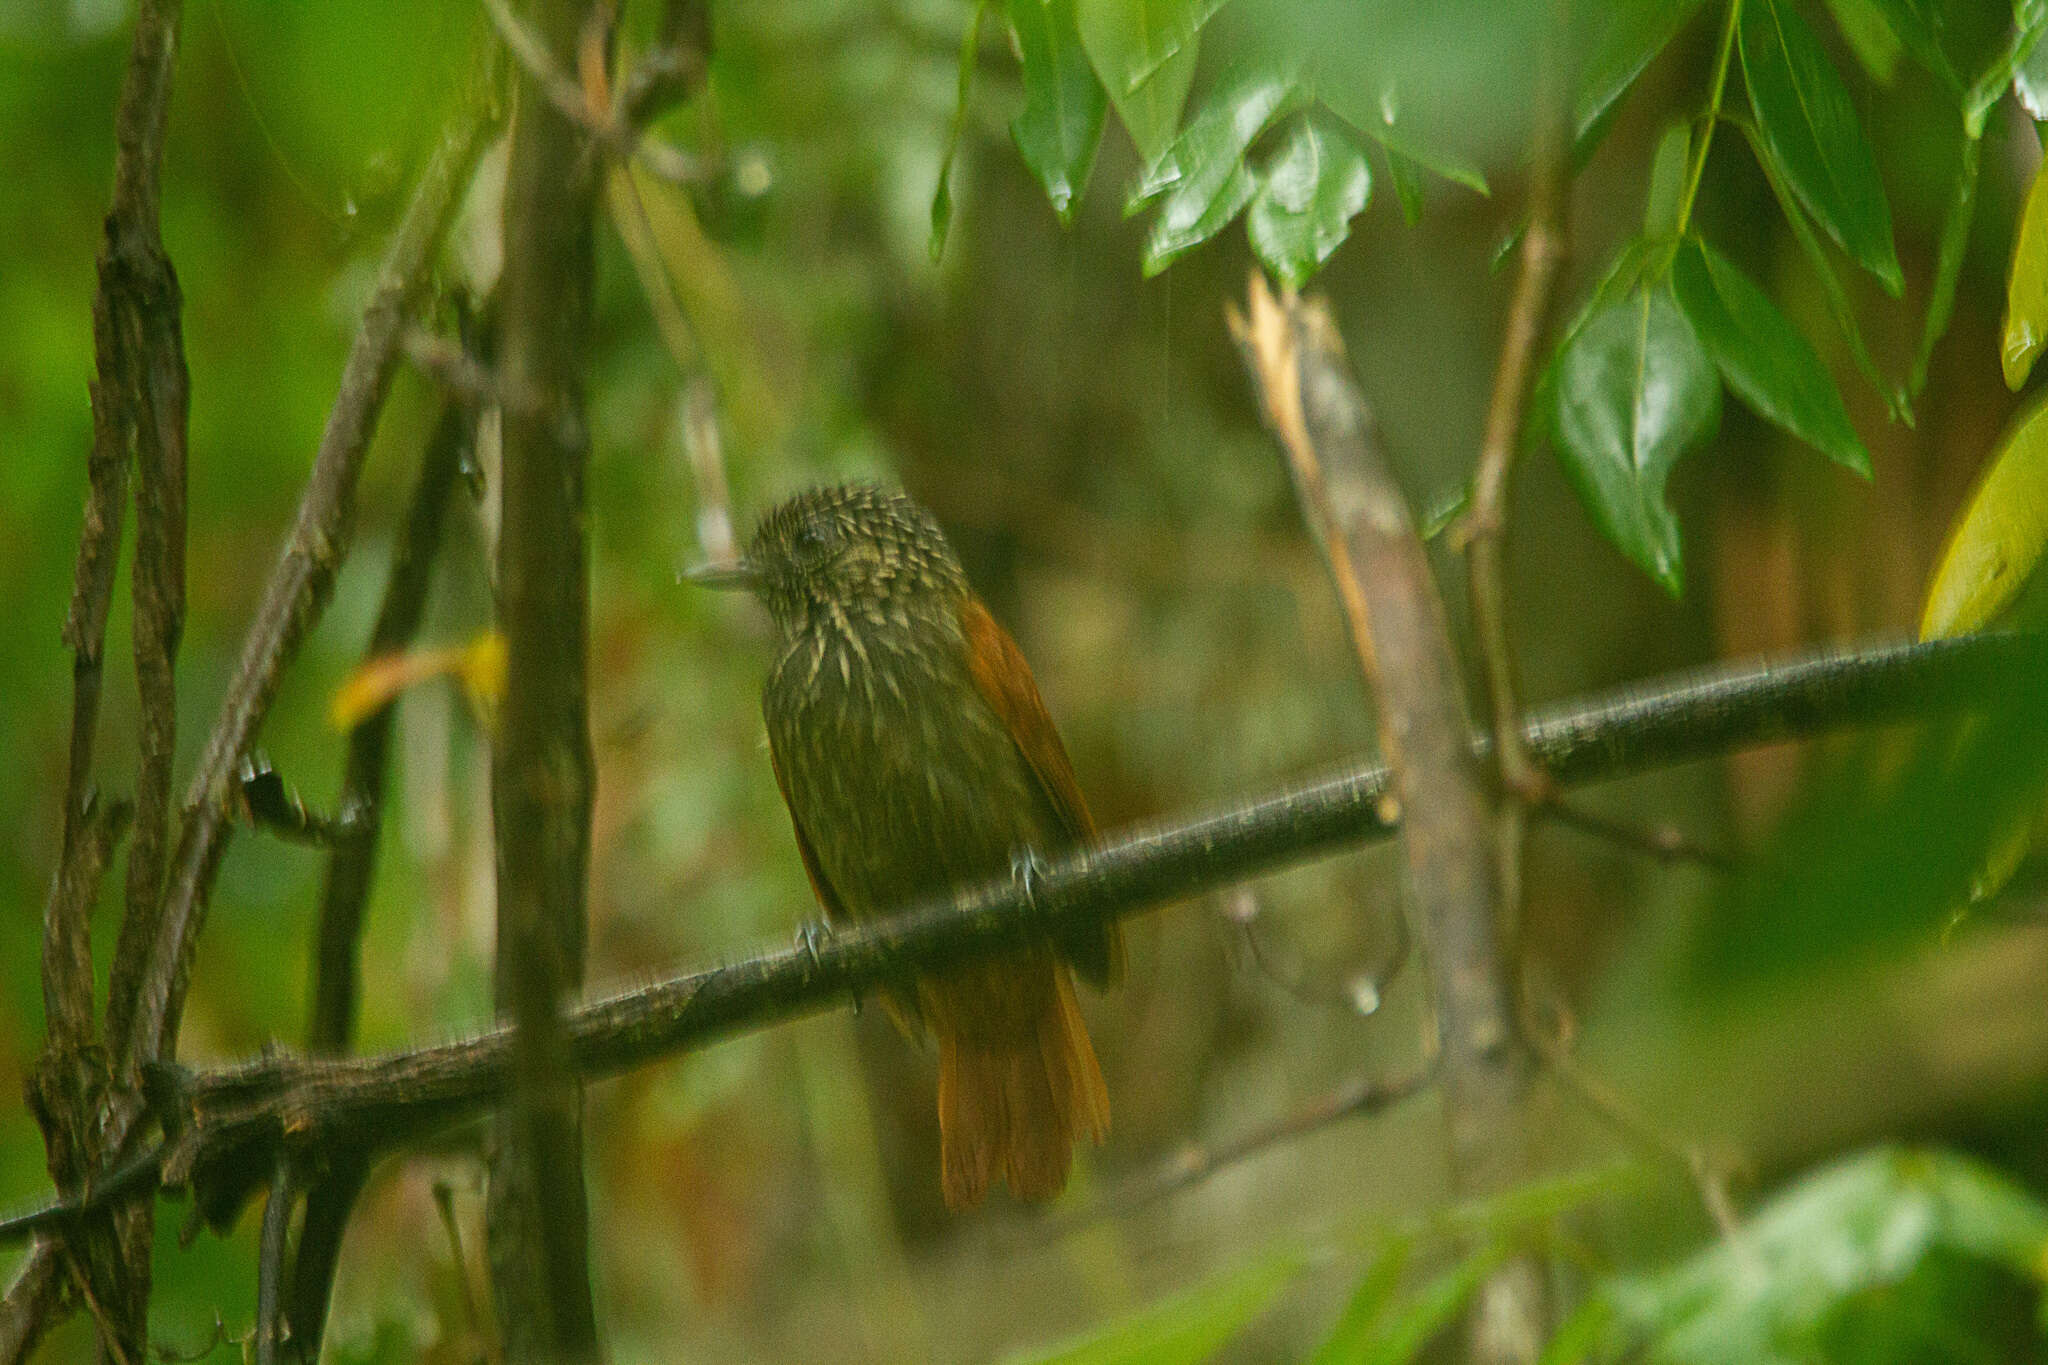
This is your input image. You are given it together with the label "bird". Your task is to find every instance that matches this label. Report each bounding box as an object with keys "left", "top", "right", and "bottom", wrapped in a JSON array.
[{"left": 686, "top": 483, "right": 1117, "bottom": 1209}]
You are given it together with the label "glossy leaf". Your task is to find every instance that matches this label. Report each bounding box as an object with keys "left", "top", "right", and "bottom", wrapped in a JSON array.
[
  {"left": 1672, "top": 236, "right": 1870, "bottom": 475},
  {"left": 1246, "top": 117, "right": 1371, "bottom": 286},
  {"left": 931, "top": 0, "right": 992, "bottom": 261},
  {"left": 1143, "top": 160, "right": 1257, "bottom": 274},
  {"left": 1010, "top": 1247, "right": 1304, "bottom": 1365},
  {"left": 2003, "top": 148, "right": 2048, "bottom": 390},
  {"left": 1131, "top": 63, "right": 1304, "bottom": 273},
  {"left": 1551, "top": 284, "right": 1721, "bottom": 595},
  {"left": 1073, "top": 0, "right": 1226, "bottom": 96},
  {"left": 2017, "top": 23, "right": 2048, "bottom": 117},
  {"left": 1126, "top": 61, "right": 1301, "bottom": 211},
  {"left": 1575, "top": 0, "right": 1707, "bottom": 153},
  {"left": 1921, "top": 390, "right": 2048, "bottom": 638},
  {"left": 1741, "top": 0, "right": 1904, "bottom": 295},
  {"left": 1607, "top": 1147, "right": 2048, "bottom": 1365},
  {"left": 1010, "top": 0, "right": 1109, "bottom": 224}
]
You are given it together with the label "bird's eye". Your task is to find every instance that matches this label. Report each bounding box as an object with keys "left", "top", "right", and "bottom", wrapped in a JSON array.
[{"left": 793, "top": 518, "right": 836, "bottom": 561}]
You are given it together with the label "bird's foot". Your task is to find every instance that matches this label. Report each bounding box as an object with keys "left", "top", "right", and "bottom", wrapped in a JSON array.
[
  {"left": 795, "top": 917, "right": 859, "bottom": 1013},
  {"left": 1009, "top": 844, "right": 1051, "bottom": 916}
]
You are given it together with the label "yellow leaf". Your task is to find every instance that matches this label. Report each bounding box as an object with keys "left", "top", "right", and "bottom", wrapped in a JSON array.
[
  {"left": 329, "top": 633, "right": 505, "bottom": 731},
  {"left": 1921, "top": 391, "right": 2048, "bottom": 640},
  {"left": 2002, "top": 151, "right": 2048, "bottom": 391}
]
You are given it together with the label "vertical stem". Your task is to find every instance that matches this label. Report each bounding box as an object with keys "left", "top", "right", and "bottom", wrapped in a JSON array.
[
  {"left": 1234, "top": 283, "right": 1545, "bottom": 1363},
  {"left": 488, "top": 1, "right": 604, "bottom": 1358},
  {"left": 1463, "top": 0, "right": 1570, "bottom": 801}
]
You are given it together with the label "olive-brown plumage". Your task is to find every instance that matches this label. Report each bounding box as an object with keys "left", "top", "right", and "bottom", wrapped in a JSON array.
[{"left": 694, "top": 484, "right": 1115, "bottom": 1208}]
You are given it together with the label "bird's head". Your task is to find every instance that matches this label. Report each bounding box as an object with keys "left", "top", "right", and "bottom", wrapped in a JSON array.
[{"left": 685, "top": 483, "right": 968, "bottom": 637}]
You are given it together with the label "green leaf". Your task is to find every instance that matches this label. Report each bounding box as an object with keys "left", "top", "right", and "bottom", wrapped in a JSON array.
[
  {"left": 1740, "top": 0, "right": 1904, "bottom": 295},
  {"left": 1551, "top": 283, "right": 1721, "bottom": 595},
  {"left": 1073, "top": 0, "right": 1228, "bottom": 97},
  {"left": 1383, "top": 143, "right": 1426, "bottom": 225},
  {"left": 1576, "top": 0, "right": 1708, "bottom": 155},
  {"left": 1010, "top": 0, "right": 1110, "bottom": 224},
  {"left": 1355, "top": 1240, "right": 1516, "bottom": 1365},
  {"left": 1144, "top": 161, "right": 1257, "bottom": 274},
  {"left": 2016, "top": 20, "right": 2048, "bottom": 116},
  {"left": 1866, "top": 0, "right": 1964, "bottom": 89},
  {"left": 1911, "top": 127, "right": 1978, "bottom": 397},
  {"left": 1246, "top": 116, "right": 1371, "bottom": 286},
  {"left": 1353, "top": 88, "right": 1489, "bottom": 199},
  {"left": 1921, "top": 389, "right": 2048, "bottom": 638},
  {"left": 1966, "top": 9, "right": 2048, "bottom": 136},
  {"left": 1126, "top": 60, "right": 1302, "bottom": 212},
  {"left": 2003, "top": 139, "right": 2048, "bottom": 389},
  {"left": 1130, "top": 62, "right": 1304, "bottom": 274},
  {"left": 931, "top": 0, "right": 993, "bottom": 262},
  {"left": 1671, "top": 236, "right": 1870, "bottom": 475},
  {"left": 1418, "top": 480, "right": 1473, "bottom": 540},
  {"left": 1008, "top": 1247, "right": 1305, "bottom": 1365},
  {"left": 1822, "top": 0, "right": 1904, "bottom": 84},
  {"left": 1730, "top": 113, "right": 1911, "bottom": 423},
  {"left": 1305, "top": 1239, "right": 1414, "bottom": 1365},
  {"left": 1606, "top": 1147, "right": 2048, "bottom": 1365},
  {"left": 1643, "top": 119, "right": 1692, "bottom": 238},
  {"left": 1075, "top": 0, "right": 1211, "bottom": 161}
]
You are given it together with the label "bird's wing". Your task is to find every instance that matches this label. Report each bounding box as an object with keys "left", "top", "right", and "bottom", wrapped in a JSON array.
[
  {"left": 768, "top": 733, "right": 852, "bottom": 925},
  {"left": 958, "top": 596, "right": 1124, "bottom": 987},
  {"left": 770, "top": 731, "right": 926, "bottom": 1037}
]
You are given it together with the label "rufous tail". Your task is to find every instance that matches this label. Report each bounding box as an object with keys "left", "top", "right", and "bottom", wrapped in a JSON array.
[{"left": 932, "top": 959, "right": 1108, "bottom": 1209}]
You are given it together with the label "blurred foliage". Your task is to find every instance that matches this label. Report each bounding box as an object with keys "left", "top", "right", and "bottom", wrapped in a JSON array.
[{"left": 5, "top": 0, "right": 2048, "bottom": 1361}]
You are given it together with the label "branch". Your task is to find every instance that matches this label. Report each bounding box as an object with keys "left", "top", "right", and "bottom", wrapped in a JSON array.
[
  {"left": 1040, "top": 1064, "right": 1438, "bottom": 1239},
  {"left": 489, "top": 0, "right": 605, "bottom": 1355},
  {"left": 0, "top": 634, "right": 2035, "bottom": 1248},
  {"left": 21, "top": 0, "right": 190, "bottom": 1356},
  {"left": 1232, "top": 280, "right": 1545, "bottom": 1356},
  {"left": 308, "top": 394, "right": 470, "bottom": 1055},
  {"left": 121, "top": 53, "right": 498, "bottom": 1079}
]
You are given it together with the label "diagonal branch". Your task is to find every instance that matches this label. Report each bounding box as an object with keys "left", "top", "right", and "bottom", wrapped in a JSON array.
[
  {"left": 0, "top": 633, "right": 2007, "bottom": 1246},
  {"left": 122, "top": 55, "right": 499, "bottom": 1079}
]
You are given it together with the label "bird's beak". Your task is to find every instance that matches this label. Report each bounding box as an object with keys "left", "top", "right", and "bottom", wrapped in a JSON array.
[{"left": 680, "top": 557, "right": 762, "bottom": 592}]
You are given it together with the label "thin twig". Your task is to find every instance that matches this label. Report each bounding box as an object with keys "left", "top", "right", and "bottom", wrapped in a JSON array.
[
  {"left": 252, "top": 1156, "right": 298, "bottom": 1365},
  {"left": 308, "top": 393, "right": 469, "bottom": 1055},
  {"left": 1038, "top": 1065, "right": 1437, "bottom": 1239},
  {"left": 1458, "top": 0, "right": 1570, "bottom": 803},
  {"left": 0, "top": 634, "right": 2038, "bottom": 1245},
  {"left": 1541, "top": 801, "right": 1734, "bottom": 870},
  {"left": 1232, "top": 279, "right": 1546, "bottom": 1358},
  {"left": 1521, "top": 993, "right": 1745, "bottom": 1243}
]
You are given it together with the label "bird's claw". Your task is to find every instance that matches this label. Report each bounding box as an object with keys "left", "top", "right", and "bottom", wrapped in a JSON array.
[
  {"left": 795, "top": 918, "right": 860, "bottom": 1013},
  {"left": 1009, "top": 844, "right": 1050, "bottom": 915}
]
